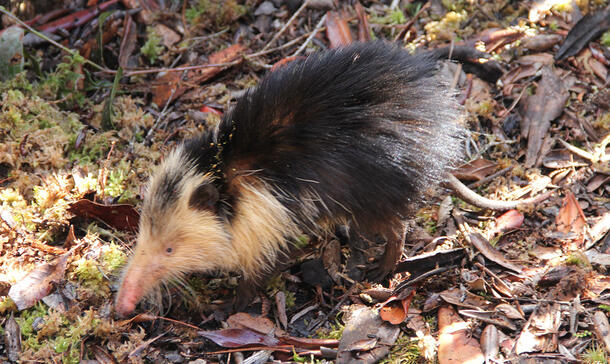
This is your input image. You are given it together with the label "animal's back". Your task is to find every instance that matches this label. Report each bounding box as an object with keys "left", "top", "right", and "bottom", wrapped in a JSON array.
[{"left": 206, "top": 42, "right": 464, "bottom": 233}]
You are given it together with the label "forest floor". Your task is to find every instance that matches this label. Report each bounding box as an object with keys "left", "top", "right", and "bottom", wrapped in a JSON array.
[{"left": 0, "top": 0, "right": 609, "bottom": 363}]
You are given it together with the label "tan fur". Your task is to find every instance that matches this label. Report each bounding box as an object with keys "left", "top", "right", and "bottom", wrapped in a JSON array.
[{"left": 227, "top": 178, "right": 302, "bottom": 277}]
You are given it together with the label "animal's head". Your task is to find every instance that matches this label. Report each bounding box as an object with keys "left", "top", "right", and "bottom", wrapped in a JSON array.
[{"left": 115, "top": 146, "right": 235, "bottom": 316}]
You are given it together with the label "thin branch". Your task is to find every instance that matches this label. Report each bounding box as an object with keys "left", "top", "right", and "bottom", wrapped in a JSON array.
[{"left": 293, "top": 13, "right": 327, "bottom": 57}]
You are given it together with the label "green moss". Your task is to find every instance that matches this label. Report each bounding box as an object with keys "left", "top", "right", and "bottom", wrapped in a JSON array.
[
  {"left": 441, "top": 0, "right": 466, "bottom": 11},
  {"left": 315, "top": 318, "right": 344, "bottom": 340},
  {"left": 602, "top": 31, "right": 610, "bottom": 47},
  {"left": 39, "top": 53, "right": 87, "bottom": 108},
  {"left": 415, "top": 208, "right": 438, "bottom": 234},
  {"left": 424, "top": 10, "right": 467, "bottom": 41},
  {"left": 71, "top": 258, "right": 104, "bottom": 287},
  {"left": 380, "top": 332, "right": 422, "bottom": 364},
  {"left": 370, "top": 10, "right": 407, "bottom": 25},
  {"left": 565, "top": 252, "right": 591, "bottom": 269},
  {"left": 599, "top": 304, "right": 610, "bottom": 312},
  {"left": 15, "top": 303, "right": 49, "bottom": 348},
  {"left": 68, "top": 132, "right": 110, "bottom": 164},
  {"left": 265, "top": 274, "right": 296, "bottom": 308},
  {"left": 101, "top": 243, "right": 127, "bottom": 274},
  {"left": 0, "top": 296, "right": 17, "bottom": 314},
  {"left": 141, "top": 28, "right": 164, "bottom": 64},
  {"left": 582, "top": 343, "right": 608, "bottom": 364}
]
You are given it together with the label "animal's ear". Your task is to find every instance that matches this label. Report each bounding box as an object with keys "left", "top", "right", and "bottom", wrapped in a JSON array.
[{"left": 188, "top": 183, "right": 219, "bottom": 211}]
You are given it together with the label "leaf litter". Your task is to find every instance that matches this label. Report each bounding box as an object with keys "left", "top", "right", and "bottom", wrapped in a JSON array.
[{"left": 0, "top": 0, "right": 609, "bottom": 363}]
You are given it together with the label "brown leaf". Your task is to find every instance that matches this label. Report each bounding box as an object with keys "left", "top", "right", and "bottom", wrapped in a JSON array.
[
  {"left": 555, "top": 7, "right": 610, "bottom": 60},
  {"left": 454, "top": 158, "right": 498, "bottom": 181},
  {"left": 515, "top": 303, "right": 561, "bottom": 354},
  {"left": 325, "top": 11, "right": 352, "bottom": 48},
  {"left": 118, "top": 14, "right": 137, "bottom": 69},
  {"left": 8, "top": 252, "right": 71, "bottom": 310},
  {"left": 38, "top": 0, "right": 119, "bottom": 34},
  {"left": 439, "top": 287, "right": 494, "bottom": 311},
  {"left": 522, "top": 66, "right": 569, "bottom": 167},
  {"left": 379, "top": 301, "right": 406, "bottom": 325},
  {"left": 480, "top": 325, "right": 499, "bottom": 362},
  {"left": 198, "top": 328, "right": 279, "bottom": 348},
  {"left": 494, "top": 209, "right": 524, "bottom": 233},
  {"left": 438, "top": 306, "right": 484, "bottom": 364},
  {"left": 69, "top": 199, "right": 140, "bottom": 232},
  {"left": 521, "top": 34, "right": 563, "bottom": 52},
  {"left": 555, "top": 190, "right": 587, "bottom": 236},
  {"left": 469, "top": 232, "right": 523, "bottom": 273},
  {"left": 226, "top": 312, "right": 286, "bottom": 336},
  {"left": 151, "top": 44, "right": 244, "bottom": 107},
  {"left": 275, "top": 291, "right": 288, "bottom": 330},
  {"left": 355, "top": 2, "right": 371, "bottom": 42},
  {"left": 337, "top": 305, "right": 400, "bottom": 364},
  {"left": 154, "top": 24, "right": 181, "bottom": 48},
  {"left": 4, "top": 314, "right": 21, "bottom": 362},
  {"left": 593, "top": 311, "right": 610, "bottom": 353},
  {"left": 379, "top": 290, "right": 414, "bottom": 325}
]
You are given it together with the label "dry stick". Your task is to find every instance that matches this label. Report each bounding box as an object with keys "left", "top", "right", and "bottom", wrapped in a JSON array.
[
  {"left": 0, "top": 5, "right": 108, "bottom": 73},
  {"left": 446, "top": 173, "right": 555, "bottom": 211},
  {"left": 292, "top": 13, "right": 327, "bottom": 57},
  {"left": 262, "top": 0, "right": 310, "bottom": 51}
]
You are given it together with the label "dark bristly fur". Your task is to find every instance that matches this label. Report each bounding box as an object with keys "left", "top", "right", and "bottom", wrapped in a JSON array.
[
  {"left": 115, "top": 41, "right": 465, "bottom": 316},
  {"left": 188, "top": 41, "right": 463, "bottom": 230}
]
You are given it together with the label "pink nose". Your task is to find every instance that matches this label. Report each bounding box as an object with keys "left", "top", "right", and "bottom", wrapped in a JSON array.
[
  {"left": 115, "top": 275, "right": 143, "bottom": 317},
  {"left": 115, "top": 297, "right": 136, "bottom": 317}
]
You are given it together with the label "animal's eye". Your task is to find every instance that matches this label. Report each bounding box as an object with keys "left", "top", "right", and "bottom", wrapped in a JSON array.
[{"left": 166, "top": 247, "right": 173, "bottom": 254}]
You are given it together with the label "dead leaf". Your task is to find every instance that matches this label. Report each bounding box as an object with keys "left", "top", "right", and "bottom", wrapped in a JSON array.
[
  {"left": 454, "top": 158, "right": 498, "bottom": 181},
  {"left": 151, "top": 43, "right": 244, "bottom": 107},
  {"left": 521, "top": 34, "right": 563, "bottom": 52},
  {"left": 118, "top": 14, "right": 137, "bottom": 69},
  {"left": 154, "top": 24, "right": 181, "bottom": 47},
  {"left": 379, "top": 299, "right": 409, "bottom": 325},
  {"left": 198, "top": 328, "right": 279, "bottom": 348},
  {"left": 515, "top": 303, "right": 561, "bottom": 354},
  {"left": 480, "top": 325, "right": 499, "bottom": 362},
  {"left": 555, "top": 7, "right": 610, "bottom": 60},
  {"left": 4, "top": 314, "right": 21, "bottom": 362},
  {"left": 440, "top": 287, "right": 494, "bottom": 311},
  {"left": 69, "top": 199, "right": 140, "bottom": 232},
  {"left": 275, "top": 291, "right": 288, "bottom": 330},
  {"left": 8, "top": 252, "right": 71, "bottom": 310},
  {"left": 325, "top": 11, "right": 352, "bottom": 48},
  {"left": 494, "top": 209, "right": 524, "bottom": 234},
  {"left": 226, "top": 312, "right": 286, "bottom": 336},
  {"left": 593, "top": 311, "right": 610, "bottom": 353},
  {"left": 522, "top": 66, "right": 569, "bottom": 167},
  {"left": 469, "top": 232, "right": 523, "bottom": 273},
  {"left": 555, "top": 190, "right": 587, "bottom": 237},
  {"left": 437, "top": 306, "right": 484, "bottom": 364},
  {"left": 355, "top": 2, "right": 371, "bottom": 42},
  {"left": 337, "top": 305, "right": 400, "bottom": 364}
]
